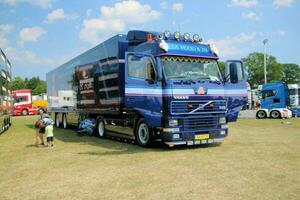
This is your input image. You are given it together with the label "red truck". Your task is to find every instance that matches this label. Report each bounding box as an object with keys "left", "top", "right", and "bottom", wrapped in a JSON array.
[{"left": 12, "top": 89, "right": 40, "bottom": 116}]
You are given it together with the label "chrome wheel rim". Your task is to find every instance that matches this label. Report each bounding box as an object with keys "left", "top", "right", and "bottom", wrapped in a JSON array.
[
  {"left": 138, "top": 124, "right": 149, "bottom": 144},
  {"left": 98, "top": 121, "right": 104, "bottom": 137},
  {"left": 272, "top": 111, "right": 279, "bottom": 118},
  {"left": 258, "top": 111, "right": 265, "bottom": 118}
]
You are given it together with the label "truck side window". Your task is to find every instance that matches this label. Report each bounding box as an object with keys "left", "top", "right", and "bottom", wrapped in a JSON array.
[
  {"left": 262, "top": 90, "right": 276, "bottom": 99},
  {"left": 128, "top": 55, "right": 155, "bottom": 80}
]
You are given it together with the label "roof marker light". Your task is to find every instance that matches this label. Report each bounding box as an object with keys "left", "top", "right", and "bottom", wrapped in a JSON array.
[
  {"left": 147, "top": 34, "right": 153, "bottom": 41},
  {"left": 157, "top": 33, "right": 164, "bottom": 40},
  {"left": 164, "top": 30, "right": 171, "bottom": 39},
  {"left": 174, "top": 31, "right": 180, "bottom": 40},
  {"left": 193, "top": 34, "right": 200, "bottom": 42},
  {"left": 183, "top": 33, "right": 190, "bottom": 41}
]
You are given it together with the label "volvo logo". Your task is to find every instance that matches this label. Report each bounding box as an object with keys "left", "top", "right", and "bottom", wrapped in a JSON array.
[{"left": 189, "top": 101, "right": 214, "bottom": 114}]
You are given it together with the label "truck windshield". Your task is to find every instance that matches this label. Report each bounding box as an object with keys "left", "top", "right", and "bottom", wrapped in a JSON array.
[{"left": 161, "top": 56, "right": 221, "bottom": 81}]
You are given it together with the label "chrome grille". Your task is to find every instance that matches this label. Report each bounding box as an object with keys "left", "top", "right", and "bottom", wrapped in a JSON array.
[
  {"left": 183, "top": 116, "right": 219, "bottom": 131},
  {"left": 171, "top": 100, "right": 227, "bottom": 115}
]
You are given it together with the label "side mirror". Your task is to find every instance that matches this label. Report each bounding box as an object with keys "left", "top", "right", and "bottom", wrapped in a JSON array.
[
  {"left": 229, "top": 63, "right": 238, "bottom": 83},
  {"left": 225, "top": 60, "right": 245, "bottom": 84}
]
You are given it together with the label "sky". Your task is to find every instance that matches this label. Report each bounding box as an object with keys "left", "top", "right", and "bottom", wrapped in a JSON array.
[{"left": 0, "top": 0, "right": 299, "bottom": 80}]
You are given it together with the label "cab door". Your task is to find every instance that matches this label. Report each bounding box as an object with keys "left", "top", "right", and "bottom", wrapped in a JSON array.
[
  {"left": 124, "top": 52, "right": 162, "bottom": 127},
  {"left": 224, "top": 60, "right": 248, "bottom": 122}
]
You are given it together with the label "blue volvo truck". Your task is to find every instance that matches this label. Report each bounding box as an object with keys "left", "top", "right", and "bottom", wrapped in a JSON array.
[
  {"left": 46, "top": 30, "right": 248, "bottom": 147},
  {"left": 256, "top": 81, "right": 300, "bottom": 118}
]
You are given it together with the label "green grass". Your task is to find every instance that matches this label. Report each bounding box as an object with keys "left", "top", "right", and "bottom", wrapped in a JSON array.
[{"left": 0, "top": 116, "right": 299, "bottom": 200}]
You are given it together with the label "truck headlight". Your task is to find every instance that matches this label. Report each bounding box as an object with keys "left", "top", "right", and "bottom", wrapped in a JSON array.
[
  {"left": 220, "top": 130, "right": 226, "bottom": 135},
  {"left": 219, "top": 117, "right": 226, "bottom": 124},
  {"left": 221, "top": 124, "right": 228, "bottom": 129},
  {"left": 163, "top": 128, "right": 179, "bottom": 132},
  {"left": 169, "top": 119, "right": 178, "bottom": 127}
]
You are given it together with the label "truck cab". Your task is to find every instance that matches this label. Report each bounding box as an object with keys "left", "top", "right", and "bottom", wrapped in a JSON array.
[
  {"left": 256, "top": 81, "right": 293, "bottom": 119},
  {"left": 123, "top": 31, "right": 248, "bottom": 146},
  {"left": 12, "top": 89, "right": 39, "bottom": 115}
]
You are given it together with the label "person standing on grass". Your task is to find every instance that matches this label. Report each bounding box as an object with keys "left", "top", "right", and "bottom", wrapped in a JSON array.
[{"left": 45, "top": 122, "right": 54, "bottom": 147}]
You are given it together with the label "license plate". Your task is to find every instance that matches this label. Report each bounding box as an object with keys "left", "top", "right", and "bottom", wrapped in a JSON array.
[{"left": 195, "top": 134, "right": 209, "bottom": 140}]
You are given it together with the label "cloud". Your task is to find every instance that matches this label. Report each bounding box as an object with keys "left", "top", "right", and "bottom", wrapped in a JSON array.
[
  {"left": 44, "top": 8, "right": 79, "bottom": 23},
  {"left": 172, "top": 2, "right": 184, "bottom": 13},
  {"left": 273, "top": 0, "right": 294, "bottom": 7},
  {"left": 276, "top": 30, "right": 286, "bottom": 37},
  {"left": 242, "top": 11, "right": 260, "bottom": 21},
  {"left": 0, "top": 24, "right": 52, "bottom": 67},
  {"left": 79, "top": 0, "right": 161, "bottom": 45},
  {"left": 86, "top": 9, "right": 92, "bottom": 17},
  {"left": 160, "top": 1, "right": 168, "bottom": 9},
  {"left": 231, "top": 0, "right": 258, "bottom": 7},
  {"left": 0, "top": 0, "right": 52, "bottom": 8},
  {"left": 19, "top": 26, "right": 46, "bottom": 45},
  {"left": 208, "top": 32, "right": 257, "bottom": 58}
]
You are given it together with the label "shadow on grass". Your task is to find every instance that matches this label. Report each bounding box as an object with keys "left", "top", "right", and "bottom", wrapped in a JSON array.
[
  {"left": 53, "top": 127, "right": 221, "bottom": 156},
  {"left": 25, "top": 124, "right": 36, "bottom": 130}
]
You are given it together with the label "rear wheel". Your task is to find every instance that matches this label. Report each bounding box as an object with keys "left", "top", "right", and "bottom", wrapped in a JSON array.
[
  {"left": 135, "top": 119, "right": 152, "bottom": 147},
  {"left": 62, "top": 114, "right": 67, "bottom": 129},
  {"left": 22, "top": 109, "right": 28, "bottom": 116},
  {"left": 270, "top": 110, "right": 281, "bottom": 119},
  {"left": 256, "top": 110, "right": 267, "bottom": 119},
  {"left": 96, "top": 118, "right": 105, "bottom": 138},
  {"left": 55, "top": 114, "right": 60, "bottom": 128}
]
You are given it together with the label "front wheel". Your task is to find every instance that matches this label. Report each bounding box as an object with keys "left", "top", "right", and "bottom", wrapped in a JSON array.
[
  {"left": 22, "top": 109, "right": 29, "bottom": 116},
  {"left": 256, "top": 110, "right": 267, "bottom": 119},
  {"left": 135, "top": 119, "right": 153, "bottom": 147}
]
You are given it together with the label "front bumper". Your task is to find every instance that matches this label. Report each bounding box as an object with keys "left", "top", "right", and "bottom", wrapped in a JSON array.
[{"left": 159, "top": 129, "right": 227, "bottom": 146}]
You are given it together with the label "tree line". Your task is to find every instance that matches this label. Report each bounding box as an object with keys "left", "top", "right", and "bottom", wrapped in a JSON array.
[
  {"left": 9, "top": 76, "right": 46, "bottom": 95},
  {"left": 242, "top": 52, "right": 300, "bottom": 88}
]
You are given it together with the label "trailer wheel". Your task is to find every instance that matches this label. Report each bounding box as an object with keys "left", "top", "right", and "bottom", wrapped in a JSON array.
[
  {"left": 256, "top": 110, "right": 267, "bottom": 119},
  {"left": 135, "top": 119, "right": 152, "bottom": 147},
  {"left": 96, "top": 118, "right": 105, "bottom": 138},
  {"left": 55, "top": 114, "right": 60, "bottom": 128},
  {"left": 270, "top": 110, "right": 281, "bottom": 119},
  {"left": 21, "top": 109, "right": 28, "bottom": 116},
  {"left": 62, "top": 114, "right": 67, "bottom": 129}
]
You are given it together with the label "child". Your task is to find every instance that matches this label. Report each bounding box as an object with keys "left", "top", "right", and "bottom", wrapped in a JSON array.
[
  {"left": 43, "top": 118, "right": 54, "bottom": 147},
  {"left": 45, "top": 123, "right": 54, "bottom": 147}
]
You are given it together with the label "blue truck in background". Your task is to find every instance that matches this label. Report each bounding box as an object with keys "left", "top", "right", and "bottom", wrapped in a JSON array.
[
  {"left": 46, "top": 30, "right": 248, "bottom": 147},
  {"left": 256, "top": 81, "right": 300, "bottom": 119}
]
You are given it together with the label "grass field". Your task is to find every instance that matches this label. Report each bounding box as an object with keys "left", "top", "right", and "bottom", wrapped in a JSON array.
[{"left": 0, "top": 116, "right": 299, "bottom": 200}]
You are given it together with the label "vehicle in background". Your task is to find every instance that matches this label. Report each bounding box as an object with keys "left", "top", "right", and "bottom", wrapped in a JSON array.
[
  {"left": 0, "top": 48, "right": 12, "bottom": 132},
  {"left": 12, "top": 89, "right": 46, "bottom": 115},
  {"left": 47, "top": 30, "right": 248, "bottom": 147},
  {"left": 256, "top": 81, "right": 300, "bottom": 119},
  {"left": 32, "top": 93, "right": 48, "bottom": 111}
]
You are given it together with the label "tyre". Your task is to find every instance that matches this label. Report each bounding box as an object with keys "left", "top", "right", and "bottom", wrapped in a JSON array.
[
  {"left": 135, "top": 119, "right": 153, "bottom": 147},
  {"left": 256, "top": 110, "right": 267, "bottom": 119},
  {"left": 55, "top": 114, "right": 60, "bottom": 128},
  {"left": 22, "top": 109, "right": 29, "bottom": 116},
  {"left": 270, "top": 110, "right": 281, "bottom": 119},
  {"left": 96, "top": 118, "right": 105, "bottom": 138},
  {"left": 62, "top": 114, "right": 67, "bottom": 129}
]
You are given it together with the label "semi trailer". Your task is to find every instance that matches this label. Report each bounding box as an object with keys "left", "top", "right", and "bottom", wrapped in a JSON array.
[{"left": 46, "top": 30, "right": 248, "bottom": 147}]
